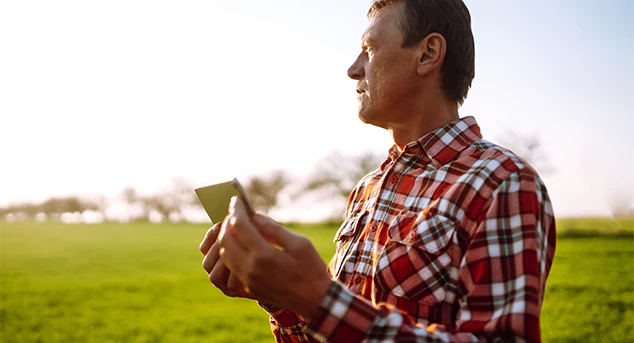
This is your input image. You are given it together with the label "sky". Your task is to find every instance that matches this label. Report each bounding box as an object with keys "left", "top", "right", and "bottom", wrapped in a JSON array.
[{"left": 1, "top": 0, "right": 632, "bottom": 221}]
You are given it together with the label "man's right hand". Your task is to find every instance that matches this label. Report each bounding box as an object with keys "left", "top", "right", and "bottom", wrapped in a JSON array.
[{"left": 200, "top": 223, "right": 253, "bottom": 299}]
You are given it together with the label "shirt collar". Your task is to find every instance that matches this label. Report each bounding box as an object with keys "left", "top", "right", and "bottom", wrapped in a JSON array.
[{"left": 386, "top": 116, "right": 482, "bottom": 169}]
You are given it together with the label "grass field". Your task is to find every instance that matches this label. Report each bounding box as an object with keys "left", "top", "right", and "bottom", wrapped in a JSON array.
[{"left": 1, "top": 219, "right": 633, "bottom": 342}]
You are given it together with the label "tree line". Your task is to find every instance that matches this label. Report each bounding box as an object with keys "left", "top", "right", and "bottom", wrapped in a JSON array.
[
  {"left": 0, "top": 152, "right": 384, "bottom": 223},
  {"left": 5, "top": 138, "right": 629, "bottom": 222}
]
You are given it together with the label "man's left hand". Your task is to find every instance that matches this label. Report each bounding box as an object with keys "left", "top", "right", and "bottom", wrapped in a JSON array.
[{"left": 218, "top": 196, "right": 332, "bottom": 320}]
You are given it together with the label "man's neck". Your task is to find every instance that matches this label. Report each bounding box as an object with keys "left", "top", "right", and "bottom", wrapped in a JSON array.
[{"left": 390, "top": 101, "right": 459, "bottom": 151}]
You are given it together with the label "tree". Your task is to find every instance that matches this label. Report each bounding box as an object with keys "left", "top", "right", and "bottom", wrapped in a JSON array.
[
  {"left": 297, "top": 151, "right": 383, "bottom": 222},
  {"left": 609, "top": 192, "right": 633, "bottom": 218},
  {"left": 82, "top": 196, "right": 109, "bottom": 220},
  {"left": 245, "top": 170, "right": 290, "bottom": 214},
  {"left": 0, "top": 202, "right": 39, "bottom": 220},
  {"left": 38, "top": 196, "right": 88, "bottom": 221},
  {"left": 121, "top": 187, "right": 138, "bottom": 206},
  {"left": 120, "top": 187, "right": 150, "bottom": 221},
  {"left": 136, "top": 177, "right": 199, "bottom": 222},
  {"left": 141, "top": 195, "right": 181, "bottom": 222},
  {"left": 304, "top": 151, "right": 383, "bottom": 201},
  {"left": 166, "top": 177, "right": 199, "bottom": 209}
]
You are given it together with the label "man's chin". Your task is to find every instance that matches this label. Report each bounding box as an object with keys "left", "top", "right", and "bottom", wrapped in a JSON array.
[
  {"left": 357, "top": 106, "right": 373, "bottom": 124},
  {"left": 358, "top": 111, "right": 388, "bottom": 130},
  {"left": 358, "top": 112, "right": 371, "bottom": 124}
]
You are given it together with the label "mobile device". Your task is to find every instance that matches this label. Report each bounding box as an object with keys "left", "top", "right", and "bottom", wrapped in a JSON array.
[{"left": 194, "top": 178, "right": 256, "bottom": 224}]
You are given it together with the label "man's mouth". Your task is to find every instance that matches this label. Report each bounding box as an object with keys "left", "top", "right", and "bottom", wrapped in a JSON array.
[{"left": 356, "top": 82, "right": 367, "bottom": 94}]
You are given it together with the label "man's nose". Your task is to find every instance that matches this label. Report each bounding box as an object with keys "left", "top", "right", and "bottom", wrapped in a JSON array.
[{"left": 347, "top": 53, "right": 365, "bottom": 80}]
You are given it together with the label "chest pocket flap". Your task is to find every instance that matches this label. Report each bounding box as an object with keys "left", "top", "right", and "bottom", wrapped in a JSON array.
[
  {"left": 373, "top": 211, "right": 457, "bottom": 305},
  {"left": 333, "top": 210, "right": 367, "bottom": 242},
  {"left": 330, "top": 211, "right": 368, "bottom": 278},
  {"left": 388, "top": 211, "right": 456, "bottom": 254}
]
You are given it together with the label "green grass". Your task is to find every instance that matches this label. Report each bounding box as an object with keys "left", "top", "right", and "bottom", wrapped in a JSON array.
[{"left": 1, "top": 219, "right": 633, "bottom": 342}]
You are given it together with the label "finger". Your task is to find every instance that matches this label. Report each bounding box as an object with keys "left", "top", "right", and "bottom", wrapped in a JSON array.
[
  {"left": 226, "top": 196, "right": 269, "bottom": 250},
  {"left": 227, "top": 274, "right": 250, "bottom": 298},
  {"left": 199, "top": 223, "right": 221, "bottom": 255},
  {"left": 209, "top": 260, "right": 233, "bottom": 296},
  {"left": 252, "top": 214, "right": 303, "bottom": 251},
  {"left": 218, "top": 211, "right": 249, "bottom": 276},
  {"left": 219, "top": 212, "right": 248, "bottom": 255},
  {"left": 202, "top": 242, "right": 220, "bottom": 274},
  {"left": 218, "top": 234, "right": 247, "bottom": 277}
]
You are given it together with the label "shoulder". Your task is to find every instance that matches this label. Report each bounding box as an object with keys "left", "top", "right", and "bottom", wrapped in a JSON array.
[
  {"left": 457, "top": 141, "right": 555, "bottom": 236},
  {"left": 454, "top": 139, "right": 552, "bottom": 219},
  {"left": 463, "top": 138, "right": 553, "bottom": 214},
  {"left": 465, "top": 138, "right": 544, "bottom": 191}
]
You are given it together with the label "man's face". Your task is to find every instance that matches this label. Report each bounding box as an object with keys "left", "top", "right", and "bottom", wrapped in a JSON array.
[{"left": 348, "top": 3, "right": 419, "bottom": 129}]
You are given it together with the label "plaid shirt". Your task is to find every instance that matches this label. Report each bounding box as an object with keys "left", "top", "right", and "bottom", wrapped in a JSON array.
[{"left": 262, "top": 116, "right": 556, "bottom": 343}]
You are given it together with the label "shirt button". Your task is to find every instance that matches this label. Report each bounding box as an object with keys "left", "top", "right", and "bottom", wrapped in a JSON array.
[
  {"left": 354, "top": 275, "right": 363, "bottom": 284},
  {"left": 389, "top": 175, "right": 399, "bottom": 183},
  {"left": 410, "top": 231, "right": 416, "bottom": 239},
  {"left": 370, "top": 224, "right": 377, "bottom": 232}
]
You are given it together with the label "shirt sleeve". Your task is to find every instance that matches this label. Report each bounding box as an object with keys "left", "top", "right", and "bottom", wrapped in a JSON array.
[
  {"left": 258, "top": 303, "right": 325, "bottom": 343},
  {"left": 302, "top": 170, "right": 556, "bottom": 343},
  {"left": 257, "top": 259, "right": 338, "bottom": 343}
]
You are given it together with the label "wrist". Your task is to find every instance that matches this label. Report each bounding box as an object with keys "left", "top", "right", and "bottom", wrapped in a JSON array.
[{"left": 296, "top": 277, "right": 333, "bottom": 321}]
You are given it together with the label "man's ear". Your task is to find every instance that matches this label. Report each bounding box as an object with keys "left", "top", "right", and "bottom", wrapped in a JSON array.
[{"left": 416, "top": 33, "right": 446, "bottom": 77}]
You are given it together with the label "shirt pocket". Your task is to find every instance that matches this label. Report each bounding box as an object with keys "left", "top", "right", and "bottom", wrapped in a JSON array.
[
  {"left": 331, "top": 211, "right": 367, "bottom": 277},
  {"left": 373, "top": 211, "right": 457, "bottom": 306},
  {"left": 333, "top": 210, "right": 368, "bottom": 242}
]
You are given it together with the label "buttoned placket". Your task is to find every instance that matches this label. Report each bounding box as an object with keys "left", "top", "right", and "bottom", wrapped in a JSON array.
[
  {"left": 368, "top": 153, "right": 406, "bottom": 239},
  {"left": 367, "top": 151, "right": 428, "bottom": 242},
  {"left": 350, "top": 151, "right": 424, "bottom": 293}
]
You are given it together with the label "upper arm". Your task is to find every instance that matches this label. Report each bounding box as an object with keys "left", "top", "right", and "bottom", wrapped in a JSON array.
[{"left": 456, "top": 170, "right": 555, "bottom": 342}]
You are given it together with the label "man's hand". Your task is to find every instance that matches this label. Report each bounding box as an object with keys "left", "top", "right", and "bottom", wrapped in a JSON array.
[
  {"left": 217, "top": 196, "right": 333, "bottom": 320},
  {"left": 200, "top": 222, "right": 253, "bottom": 299}
]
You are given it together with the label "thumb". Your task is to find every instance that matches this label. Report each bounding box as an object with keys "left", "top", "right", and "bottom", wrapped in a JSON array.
[{"left": 253, "top": 214, "right": 298, "bottom": 249}]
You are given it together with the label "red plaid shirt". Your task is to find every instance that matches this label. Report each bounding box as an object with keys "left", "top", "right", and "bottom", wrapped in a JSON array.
[{"left": 262, "top": 116, "right": 556, "bottom": 343}]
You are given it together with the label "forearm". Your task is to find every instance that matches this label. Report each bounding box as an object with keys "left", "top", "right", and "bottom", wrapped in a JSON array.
[{"left": 304, "top": 281, "right": 526, "bottom": 343}]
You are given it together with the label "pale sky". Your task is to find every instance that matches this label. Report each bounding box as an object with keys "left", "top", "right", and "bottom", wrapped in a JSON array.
[{"left": 1, "top": 0, "right": 632, "bottom": 220}]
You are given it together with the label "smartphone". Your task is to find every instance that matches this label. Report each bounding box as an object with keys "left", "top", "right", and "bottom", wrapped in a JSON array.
[{"left": 194, "top": 178, "right": 256, "bottom": 224}]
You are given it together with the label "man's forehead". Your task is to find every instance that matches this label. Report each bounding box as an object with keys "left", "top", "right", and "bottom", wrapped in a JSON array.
[
  {"left": 361, "top": 14, "right": 385, "bottom": 42},
  {"left": 361, "top": 3, "right": 401, "bottom": 42}
]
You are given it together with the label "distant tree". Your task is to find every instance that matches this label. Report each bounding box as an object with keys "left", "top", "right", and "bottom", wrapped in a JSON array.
[
  {"left": 1, "top": 202, "right": 39, "bottom": 220},
  {"left": 245, "top": 170, "right": 290, "bottom": 214},
  {"left": 39, "top": 198, "right": 61, "bottom": 216},
  {"left": 609, "top": 192, "right": 633, "bottom": 218},
  {"left": 39, "top": 196, "right": 86, "bottom": 220},
  {"left": 139, "top": 177, "right": 199, "bottom": 222},
  {"left": 304, "top": 151, "right": 383, "bottom": 201},
  {"left": 121, "top": 187, "right": 138, "bottom": 206},
  {"left": 81, "top": 196, "right": 109, "bottom": 221},
  {"left": 167, "top": 177, "right": 199, "bottom": 209},
  {"left": 498, "top": 131, "right": 554, "bottom": 174},
  {"left": 141, "top": 195, "right": 180, "bottom": 222},
  {"left": 120, "top": 187, "right": 150, "bottom": 221}
]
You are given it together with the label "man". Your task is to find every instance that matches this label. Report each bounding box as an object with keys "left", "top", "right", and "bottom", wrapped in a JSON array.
[{"left": 200, "top": 0, "right": 556, "bottom": 342}]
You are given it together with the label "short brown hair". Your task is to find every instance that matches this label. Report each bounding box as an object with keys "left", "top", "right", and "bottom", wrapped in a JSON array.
[{"left": 369, "top": 0, "right": 475, "bottom": 105}]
